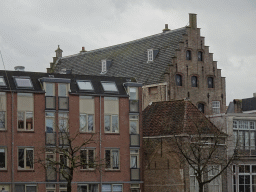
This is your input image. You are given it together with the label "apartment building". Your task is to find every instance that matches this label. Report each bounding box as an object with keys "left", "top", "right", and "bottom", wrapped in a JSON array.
[{"left": 0, "top": 69, "right": 142, "bottom": 192}]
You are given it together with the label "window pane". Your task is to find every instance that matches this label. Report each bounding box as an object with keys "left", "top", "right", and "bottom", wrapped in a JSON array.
[
  {"left": 130, "top": 88, "right": 137, "bottom": 100},
  {"left": 59, "top": 113, "right": 68, "bottom": 132},
  {"left": 89, "top": 184, "right": 98, "bottom": 192},
  {"left": 88, "top": 150, "right": 94, "bottom": 168},
  {"left": 105, "top": 150, "right": 110, "bottom": 168},
  {"left": 18, "top": 149, "right": 24, "bottom": 168},
  {"left": 15, "top": 78, "right": 33, "bottom": 88},
  {"left": 198, "top": 51, "right": 203, "bottom": 61},
  {"left": 102, "top": 184, "right": 111, "bottom": 192},
  {"left": 0, "top": 111, "right": 5, "bottom": 128},
  {"left": 130, "top": 121, "right": 138, "bottom": 134},
  {"left": 0, "top": 77, "right": 6, "bottom": 86},
  {"left": 80, "top": 150, "right": 87, "bottom": 169},
  {"left": 77, "top": 81, "right": 94, "bottom": 91},
  {"left": 101, "top": 82, "right": 118, "bottom": 92},
  {"left": 59, "top": 84, "right": 67, "bottom": 96},
  {"left": 15, "top": 185, "right": 25, "bottom": 192},
  {"left": 208, "top": 77, "right": 214, "bottom": 88},
  {"left": 26, "top": 149, "right": 33, "bottom": 169},
  {"left": 112, "top": 150, "right": 119, "bottom": 169},
  {"left": 198, "top": 103, "right": 204, "bottom": 113},
  {"left": 26, "top": 186, "right": 37, "bottom": 192},
  {"left": 113, "top": 185, "right": 122, "bottom": 192},
  {"left": 251, "top": 132, "right": 255, "bottom": 150},
  {"left": 45, "top": 83, "right": 54, "bottom": 96},
  {"left": 104, "top": 115, "right": 110, "bottom": 132},
  {"left": 112, "top": 115, "right": 118, "bottom": 133},
  {"left": 176, "top": 75, "right": 182, "bottom": 86},
  {"left": 88, "top": 115, "right": 94, "bottom": 132},
  {"left": 131, "top": 156, "right": 137, "bottom": 168},
  {"left": 0, "top": 148, "right": 5, "bottom": 168},
  {"left": 80, "top": 185, "right": 88, "bottom": 192},
  {"left": 80, "top": 114, "right": 87, "bottom": 132},
  {"left": 26, "top": 112, "right": 33, "bottom": 130},
  {"left": 46, "top": 118, "right": 54, "bottom": 133},
  {"left": 191, "top": 76, "right": 197, "bottom": 87},
  {"left": 18, "top": 111, "right": 25, "bottom": 129}
]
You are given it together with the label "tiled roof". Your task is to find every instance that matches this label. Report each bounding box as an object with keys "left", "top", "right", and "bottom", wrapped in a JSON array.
[
  {"left": 0, "top": 70, "right": 131, "bottom": 97},
  {"left": 54, "top": 27, "right": 187, "bottom": 85},
  {"left": 143, "top": 100, "right": 222, "bottom": 136}
]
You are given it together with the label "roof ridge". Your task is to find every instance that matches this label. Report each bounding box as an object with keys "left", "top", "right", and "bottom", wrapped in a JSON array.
[{"left": 61, "top": 26, "right": 187, "bottom": 59}]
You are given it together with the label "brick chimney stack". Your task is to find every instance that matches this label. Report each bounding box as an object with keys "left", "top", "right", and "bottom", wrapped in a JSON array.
[
  {"left": 162, "top": 24, "right": 170, "bottom": 33},
  {"left": 189, "top": 13, "right": 197, "bottom": 29},
  {"left": 55, "top": 45, "right": 63, "bottom": 58},
  {"left": 80, "top": 47, "right": 87, "bottom": 53}
]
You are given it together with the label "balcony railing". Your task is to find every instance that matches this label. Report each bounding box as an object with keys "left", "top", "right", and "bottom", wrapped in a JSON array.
[
  {"left": 45, "top": 96, "right": 56, "bottom": 110},
  {"left": 59, "top": 132, "right": 69, "bottom": 146},
  {"left": 46, "top": 166, "right": 57, "bottom": 181},
  {"left": 130, "top": 168, "right": 140, "bottom": 181},
  {"left": 129, "top": 100, "right": 139, "bottom": 113},
  {"left": 58, "top": 97, "right": 69, "bottom": 110},
  {"left": 130, "top": 134, "right": 140, "bottom": 147},
  {"left": 45, "top": 132, "right": 56, "bottom": 146}
]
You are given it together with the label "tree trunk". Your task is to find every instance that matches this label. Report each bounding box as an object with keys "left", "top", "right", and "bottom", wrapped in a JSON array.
[
  {"left": 67, "top": 180, "right": 72, "bottom": 192},
  {"left": 199, "top": 183, "right": 204, "bottom": 192},
  {"left": 67, "top": 168, "right": 73, "bottom": 192}
]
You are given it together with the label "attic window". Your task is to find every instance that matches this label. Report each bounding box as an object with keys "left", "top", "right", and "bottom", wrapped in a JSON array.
[
  {"left": 77, "top": 81, "right": 94, "bottom": 91},
  {"left": 15, "top": 77, "right": 33, "bottom": 88},
  {"left": 101, "top": 82, "right": 118, "bottom": 92},
  {"left": 0, "top": 77, "right": 6, "bottom": 86},
  {"left": 102, "top": 60, "right": 107, "bottom": 73},
  {"left": 148, "top": 50, "right": 153, "bottom": 61}
]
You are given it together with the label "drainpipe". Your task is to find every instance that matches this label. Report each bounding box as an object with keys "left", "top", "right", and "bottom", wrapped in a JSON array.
[
  {"left": 11, "top": 92, "right": 14, "bottom": 191},
  {"left": 100, "top": 96, "right": 102, "bottom": 191}
]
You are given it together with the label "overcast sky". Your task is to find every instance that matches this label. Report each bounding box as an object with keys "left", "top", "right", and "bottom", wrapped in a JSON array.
[{"left": 0, "top": 0, "right": 255, "bottom": 104}]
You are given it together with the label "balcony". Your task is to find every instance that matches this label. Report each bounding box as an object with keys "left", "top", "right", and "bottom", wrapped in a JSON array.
[
  {"left": 45, "top": 132, "right": 56, "bottom": 146},
  {"left": 59, "top": 132, "right": 69, "bottom": 146},
  {"left": 46, "top": 167, "right": 57, "bottom": 181},
  {"left": 58, "top": 97, "right": 69, "bottom": 110},
  {"left": 130, "top": 134, "right": 140, "bottom": 147},
  {"left": 129, "top": 100, "right": 139, "bottom": 113},
  {"left": 45, "top": 96, "right": 56, "bottom": 110},
  {"left": 130, "top": 168, "right": 140, "bottom": 181}
]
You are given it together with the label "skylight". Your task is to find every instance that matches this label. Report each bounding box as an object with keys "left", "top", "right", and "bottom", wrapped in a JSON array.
[
  {"left": 101, "top": 82, "right": 118, "bottom": 92},
  {"left": 15, "top": 77, "right": 33, "bottom": 88},
  {"left": 77, "top": 81, "right": 94, "bottom": 91},
  {"left": 0, "top": 77, "right": 6, "bottom": 86}
]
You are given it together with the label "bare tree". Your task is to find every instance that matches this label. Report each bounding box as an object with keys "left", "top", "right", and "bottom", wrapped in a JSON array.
[{"left": 174, "top": 114, "right": 237, "bottom": 192}]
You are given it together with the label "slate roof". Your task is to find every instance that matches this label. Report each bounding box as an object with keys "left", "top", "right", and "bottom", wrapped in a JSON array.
[
  {"left": 54, "top": 27, "right": 187, "bottom": 85},
  {"left": 0, "top": 70, "right": 132, "bottom": 97},
  {"left": 242, "top": 97, "right": 256, "bottom": 111},
  {"left": 143, "top": 100, "right": 222, "bottom": 136}
]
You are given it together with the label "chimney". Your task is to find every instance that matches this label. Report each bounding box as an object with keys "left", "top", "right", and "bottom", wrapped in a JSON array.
[
  {"left": 253, "top": 93, "right": 256, "bottom": 98},
  {"left": 189, "top": 13, "right": 197, "bottom": 29},
  {"left": 80, "top": 47, "right": 87, "bottom": 53},
  {"left": 55, "top": 45, "right": 63, "bottom": 58},
  {"left": 162, "top": 24, "right": 170, "bottom": 33},
  {"left": 14, "top": 66, "right": 25, "bottom": 71}
]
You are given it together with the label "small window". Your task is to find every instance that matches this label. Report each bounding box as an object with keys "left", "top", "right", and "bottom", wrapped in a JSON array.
[
  {"left": 45, "top": 83, "right": 55, "bottom": 96},
  {"left": 105, "top": 115, "right": 119, "bottom": 133},
  {"left": 101, "top": 82, "right": 118, "bottom": 92},
  {"left": 15, "top": 77, "right": 33, "bottom": 88},
  {"left": 191, "top": 76, "right": 198, "bottom": 87},
  {"left": 129, "top": 87, "right": 138, "bottom": 100},
  {"left": 198, "top": 51, "right": 203, "bottom": 61},
  {"left": 148, "top": 49, "right": 153, "bottom": 61},
  {"left": 78, "top": 184, "right": 98, "bottom": 192},
  {"left": 0, "top": 148, "right": 7, "bottom": 169},
  {"left": 186, "top": 50, "right": 191, "bottom": 60},
  {"left": 58, "top": 83, "right": 68, "bottom": 96},
  {"left": 105, "top": 149, "right": 119, "bottom": 170},
  {"left": 130, "top": 149, "right": 139, "bottom": 168},
  {"left": 176, "top": 74, "right": 182, "bottom": 86},
  {"left": 80, "top": 149, "right": 95, "bottom": 169},
  {"left": 130, "top": 115, "right": 139, "bottom": 134},
  {"left": 0, "top": 77, "right": 6, "bottom": 86},
  {"left": 208, "top": 77, "right": 214, "bottom": 88},
  {"left": 198, "top": 103, "right": 204, "bottom": 113},
  {"left": 77, "top": 81, "right": 94, "bottom": 91},
  {"left": 18, "top": 148, "right": 34, "bottom": 170},
  {"left": 58, "top": 113, "right": 69, "bottom": 132},
  {"left": 102, "top": 60, "right": 107, "bottom": 73},
  {"left": 212, "top": 101, "right": 220, "bottom": 114},
  {"left": 46, "top": 112, "right": 55, "bottom": 133},
  {"left": 80, "top": 114, "right": 94, "bottom": 132}
]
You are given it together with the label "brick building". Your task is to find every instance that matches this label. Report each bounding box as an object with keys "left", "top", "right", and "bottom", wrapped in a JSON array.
[
  {"left": 47, "top": 13, "right": 226, "bottom": 115},
  {"left": 0, "top": 69, "right": 142, "bottom": 192},
  {"left": 143, "top": 100, "right": 227, "bottom": 192}
]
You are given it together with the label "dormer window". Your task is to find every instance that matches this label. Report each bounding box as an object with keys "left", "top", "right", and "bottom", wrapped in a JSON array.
[
  {"left": 0, "top": 77, "right": 6, "bottom": 86},
  {"left": 102, "top": 60, "right": 107, "bottom": 73},
  {"left": 14, "top": 77, "right": 33, "bottom": 88},
  {"left": 148, "top": 49, "right": 153, "bottom": 62},
  {"left": 101, "top": 82, "right": 118, "bottom": 92},
  {"left": 77, "top": 80, "right": 94, "bottom": 91}
]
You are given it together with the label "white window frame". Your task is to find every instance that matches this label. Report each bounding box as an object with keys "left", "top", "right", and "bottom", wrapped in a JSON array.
[
  {"left": 59, "top": 184, "right": 67, "bottom": 192},
  {"left": 102, "top": 60, "right": 107, "bottom": 73},
  {"left": 130, "top": 149, "right": 139, "bottom": 168},
  {"left": 79, "top": 113, "right": 94, "bottom": 133},
  {"left": 58, "top": 113, "right": 69, "bottom": 132},
  {"left": 46, "top": 184, "right": 56, "bottom": 192},
  {"left": 0, "top": 147, "right": 7, "bottom": 170},
  {"left": 105, "top": 149, "right": 120, "bottom": 170},
  {"left": 58, "top": 83, "right": 69, "bottom": 97},
  {"left": 129, "top": 115, "right": 139, "bottom": 134},
  {"left": 208, "top": 165, "right": 222, "bottom": 192},
  {"left": 80, "top": 148, "right": 95, "bottom": 170},
  {"left": 189, "top": 166, "right": 200, "bottom": 192},
  {"left": 46, "top": 112, "right": 55, "bottom": 133},
  {"left": 17, "top": 111, "right": 34, "bottom": 131},
  {"left": 78, "top": 184, "right": 99, "bottom": 192},
  {"left": 104, "top": 114, "right": 119, "bottom": 133},
  {"left": 45, "top": 82, "right": 55, "bottom": 96},
  {"left": 15, "top": 184, "right": 37, "bottom": 192},
  {"left": 147, "top": 49, "right": 153, "bottom": 62},
  {"left": 18, "top": 147, "right": 34, "bottom": 170},
  {"left": 102, "top": 184, "right": 123, "bottom": 192},
  {"left": 128, "top": 87, "right": 138, "bottom": 100},
  {"left": 0, "top": 77, "right": 6, "bottom": 86},
  {"left": 0, "top": 111, "right": 6, "bottom": 130},
  {"left": 212, "top": 101, "right": 220, "bottom": 114}
]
